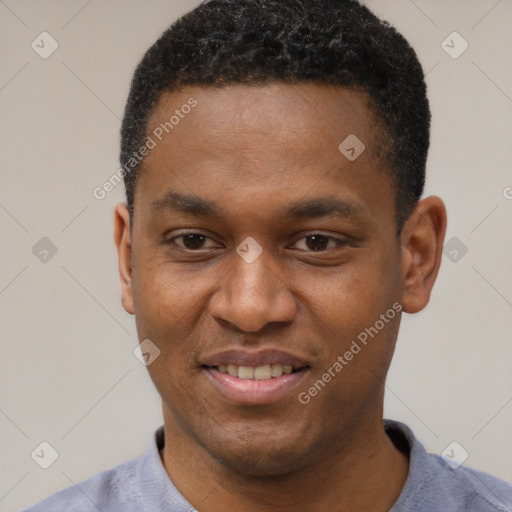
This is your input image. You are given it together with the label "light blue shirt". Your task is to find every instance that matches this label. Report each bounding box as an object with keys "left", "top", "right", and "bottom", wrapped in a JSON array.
[{"left": 22, "top": 420, "right": 512, "bottom": 511}]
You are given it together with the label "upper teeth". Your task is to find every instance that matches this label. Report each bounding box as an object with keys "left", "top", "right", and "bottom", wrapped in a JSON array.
[{"left": 217, "top": 364, "right": 293, "bottom": 380}]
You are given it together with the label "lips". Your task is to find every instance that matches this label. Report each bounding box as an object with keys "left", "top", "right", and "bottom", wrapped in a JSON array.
[
  {"left": 202, "top": 348, "right": 309, "bottom": 369},
  {"left": 201, "top": 349, "right": 310, "bottom": 404},
  {"left": 217, "top": 363, "right": 294, "bottom": 380}
]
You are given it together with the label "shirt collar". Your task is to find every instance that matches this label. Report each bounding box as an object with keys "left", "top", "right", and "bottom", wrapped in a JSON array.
[{"left": 136, "top": 420, "right": 426, "bottom": 512}]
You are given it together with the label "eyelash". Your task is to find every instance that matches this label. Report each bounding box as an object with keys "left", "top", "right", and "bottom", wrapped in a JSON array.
[{"left": 164, "top": 232, "right": 346, "bottom": 252}]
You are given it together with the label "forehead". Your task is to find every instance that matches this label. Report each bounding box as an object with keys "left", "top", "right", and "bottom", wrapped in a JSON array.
[
  {"left": 147, "top": 83, "right": 379, "bottom": 156},
  {"left": 137, "top": 83, "right": 394, "bottom": 227}
]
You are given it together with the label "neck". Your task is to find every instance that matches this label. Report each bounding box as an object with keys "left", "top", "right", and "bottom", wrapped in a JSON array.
[{"left": 160, "top": 411, "right": 409, "bottom": 512}]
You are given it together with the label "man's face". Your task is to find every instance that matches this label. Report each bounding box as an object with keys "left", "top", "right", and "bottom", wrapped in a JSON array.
[{"left": 124, "top": 83, "right": 406, "bottom": 475}]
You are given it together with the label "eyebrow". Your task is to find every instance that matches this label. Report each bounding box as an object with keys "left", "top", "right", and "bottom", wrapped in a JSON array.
[
  {"left": 152, "top": 192, "right": 220, "bottom": 217},
  {"left": 152, "top": 191, "right": 365, "bottom": 221},
  {"left": 285, "top": 197, "right": 365, "bottom": 220}
]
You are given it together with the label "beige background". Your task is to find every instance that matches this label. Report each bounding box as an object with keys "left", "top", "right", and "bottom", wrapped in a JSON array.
[{"left": 1, "top": 1, "right": 511, "bottom": 510}]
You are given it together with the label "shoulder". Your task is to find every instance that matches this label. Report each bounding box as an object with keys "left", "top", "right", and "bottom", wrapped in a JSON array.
[
  {"left": 425, "top": 454, "right": 512, "bottom": 512},
  {"left": 385, "top": 420, "right": 512, "bottom": 512},
  {"left": 20, "top": 457, "right": 141, "bottom": 512}
]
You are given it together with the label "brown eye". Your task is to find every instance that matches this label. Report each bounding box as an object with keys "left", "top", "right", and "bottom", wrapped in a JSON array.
[
  {"left": 163, "top": 231, "right": 222, "bottom": 252},
  {"left": 305, "top": 235, "right": 331, "bottom": 251},
  {"left": 290, "top": 233, "right": 348, "bottom": 253},
  {"left": 180, "top": 234, "right": 207, "bottom": 249}
]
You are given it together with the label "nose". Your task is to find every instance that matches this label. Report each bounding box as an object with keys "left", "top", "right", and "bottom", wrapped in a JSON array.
[{"left": 208, "top": 249, "right": 297, "bottom": 333}]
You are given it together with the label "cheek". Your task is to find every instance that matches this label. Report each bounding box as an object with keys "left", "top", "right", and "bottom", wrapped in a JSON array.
[
  {"left": 131, "top": 260, "right": 199, "bottom": 339},
  {"left": 298, "top": 248, "right": 402, "bottom": 368},
  {"left": 131, "top": 266, "right": 204, "bottom": 399},
  {"left": 131, "top": 258, "right": 225, "bottom": 364},
  {"left": 305, "top": 254, "right": 396, "bottom": 322}
]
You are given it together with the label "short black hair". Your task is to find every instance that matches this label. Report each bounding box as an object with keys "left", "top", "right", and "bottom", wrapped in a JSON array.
[{"left": 121, "top": 0, "right": 430, "bottom": 229}]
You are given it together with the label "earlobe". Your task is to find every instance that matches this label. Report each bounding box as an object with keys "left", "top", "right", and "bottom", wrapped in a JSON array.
[
  {"left": 114, "top": 203, "right": 135, "bottom": 315},
  {"left": 400, "top": 196, "right": 447, "bottom": 314}
]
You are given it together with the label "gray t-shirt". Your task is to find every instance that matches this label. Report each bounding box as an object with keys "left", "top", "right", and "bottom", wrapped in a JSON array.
[{"left": 21, "top": 420, "right": 512, "bottom": 511}]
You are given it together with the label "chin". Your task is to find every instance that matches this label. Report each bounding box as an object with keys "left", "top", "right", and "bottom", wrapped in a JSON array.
[
  {"left": 216, "top": 444, "right": 307, "bottom": 477},
  {"left": 200, "top": 423, "right": 315, "bottom": 477}
]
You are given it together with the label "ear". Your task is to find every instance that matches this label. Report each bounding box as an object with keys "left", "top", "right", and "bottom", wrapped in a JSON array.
[
  {"left": 114, "top": 203, "right": 135, "bottom": 315},
  {"left": 399, "top": 196, "right": 447, "bottom": 314}
]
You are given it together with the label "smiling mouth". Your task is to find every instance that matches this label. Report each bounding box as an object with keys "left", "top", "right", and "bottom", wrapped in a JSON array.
[{"left": 207, "top": 363, "right": 308, "bottom": 380}]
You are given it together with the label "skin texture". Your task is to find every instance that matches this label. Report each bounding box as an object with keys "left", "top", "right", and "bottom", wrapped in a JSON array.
[{"left": 114, "top": 83, "right": 447, "bottom": 512}]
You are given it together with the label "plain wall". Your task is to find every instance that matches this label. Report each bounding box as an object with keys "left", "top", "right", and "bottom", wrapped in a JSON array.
[{"left": 1, "top": 1, "right": 511, "bottom": 510}]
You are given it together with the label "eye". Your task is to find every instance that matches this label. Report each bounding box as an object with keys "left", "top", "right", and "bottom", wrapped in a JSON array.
[
  {"left": 292, "top": 234, "right": 343, "bottom": 252},
  {"left": 168, "top": 233, "right": 219, "bottom": 250}
]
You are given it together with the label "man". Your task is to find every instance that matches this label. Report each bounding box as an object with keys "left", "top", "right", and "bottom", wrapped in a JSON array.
[{"left": 23, "top": 0, "right": 512, "bottom": 511}]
